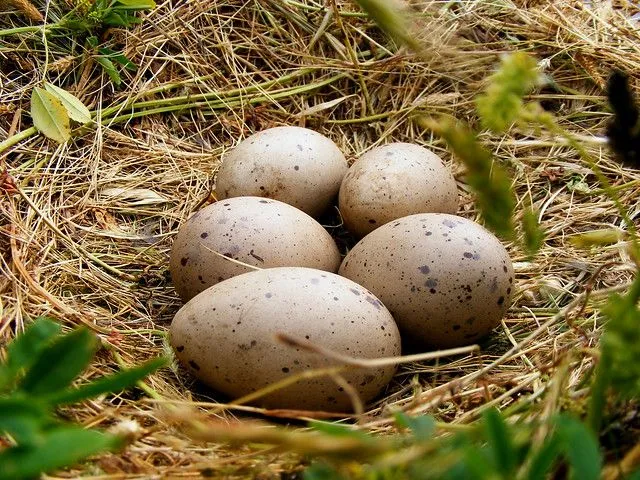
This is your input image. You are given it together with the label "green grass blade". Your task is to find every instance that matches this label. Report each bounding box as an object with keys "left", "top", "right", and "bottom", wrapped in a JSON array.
[
  {"left": 482, "top": 408, "right": 516, "bottom": 477},
  {"left": 45, "top": 357, "right": 168, "bottom": 405},
  {"left": 525, "top": 433, "right": 561, "bottom": 480},
  {"left": 556, "top": 415, "right": 602, "bottom": 480}
]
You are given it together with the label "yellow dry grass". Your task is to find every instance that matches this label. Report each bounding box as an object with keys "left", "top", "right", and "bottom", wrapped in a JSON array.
[{"left": 1, "top": 0, "right": 639, "bottom": 477}]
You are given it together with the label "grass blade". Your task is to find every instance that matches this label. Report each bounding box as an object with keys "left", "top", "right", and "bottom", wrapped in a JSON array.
[{"left": 45, "top": 357, "right": 168, "bottom": 405}]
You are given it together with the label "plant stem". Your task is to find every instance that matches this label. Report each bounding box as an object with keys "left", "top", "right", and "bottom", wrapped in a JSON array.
[
  {"left": 0, "top": 127, "right": 38, "bottom": 154},
  {"left": 0, "top": 25, "right": 52, "bottom": 37},
  {"left": 0, "top": 71, "right": 347, "bottom": 155}
]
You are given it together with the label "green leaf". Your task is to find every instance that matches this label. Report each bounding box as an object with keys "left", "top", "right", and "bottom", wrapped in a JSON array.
[
  {"left": 555, "top": 415, "right": 602, "bottom": 480},
  {"left": 394, "top": 412, "right": 435, "bottom": 441},
  {"left": 482, "top": 408, "right": 516, "bottom": 477},
  {"left": 419, "top": 116, "right": 516, "bottom": 238},
  {"left": 102, "top": 11, "right": 141, "bottom": 28},
  {"left": 95, "top": 55, "right": 122, "bottom": 85},
  {"left": 304, "top": 463, "right": 347, "bottom": 480},
  {"left": 0, "top": 397, "right": 53, "bottom": 445},
  {"left": 115, "top": 0, "right": 156, "bottom": 10},
  {"left": 44, "top": 83, "right": 91, "bottom": 124},
  {"left": 30, "top": 87, "right": 71, "bottom": 144},
  {"left": 45, "top": 357, "right": 167, "bottom": 405},
  {"left": 0, "top": 318, "right": 60, "bottom": 391},
  {"left": 0, "top": 426, "right": 123, "bottom": 480},
  {"left": 598, "top": 276, "right": 640, "bottom": 400},
  {"left": 19, "top": 327, "right": 99, "bottom": 396},
  {"left": 525, "top": 433, "right": 562, "bottom": 480},
  {"left": 98, "top": 47, "right": 137, "bottom": 71},
  {"left": 569, "top": 228, "right": 625, "bottom": 249},
  {"left": 475, "top": 52, "right": 541, "bottom": 133}
]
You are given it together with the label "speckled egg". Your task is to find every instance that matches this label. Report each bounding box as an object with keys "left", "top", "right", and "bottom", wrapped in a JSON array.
[
  {"left": 170, "top": 197, "right": 341, "bottom": 302},
  {"left": 170, "top": 267, "right": 401, "bottom": 412},
  {"left": 215, "top": 126, "right": 348, "bottom": 217},
  {"left": 338, "top": 143, "right": 458, "bottom": 237},
  {"left": 338, "top": 213, "right": 514, "bottom": 349}
]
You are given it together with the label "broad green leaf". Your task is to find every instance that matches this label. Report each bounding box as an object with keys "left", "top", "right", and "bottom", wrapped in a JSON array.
[
  {"left": 102, "top": 11, "right": 141, "bottom": 28},
  {"left": 19, "top": 327, "right": 99, "bottom": 396},
  {"left": 0, "top": 318, "right": 60, "bottom": 391},
  {"left": 0, "top": 397, "right": 52, "bottom": 445},
  {"left": 30, "top": 87, "right": 71, "bottom": 144},
  {"left": 482, "top": 408, "right": 516, "bottom": 477},
  {"left": 525, "top": 433, "right": 561, "bottom": 480},
  {"left": 95, "top": 56, "right": 122, "bottom": 85},
  {"left": 555, "top": 415, "right": 602, "bottom": 480},
  {"left": 98, "top": 47, "right": 137, "bottom": 71},
  {"left": 116, "top": 0, "right": 156, "bottom": 9},
  {"left": 45, "top": 357, "right": 167, "bottom": 405},
  {"left": 0, "top": 426, "right": 123, "bottom": 480},
  {"left": 419, "top": 116, "right": 516, "bottom": 238},
  {"left": 44, "top": 83, "right": 91, "bottom": 124},
  {"left": 394, "top": 412, "right": 435, "bottom": 441}
]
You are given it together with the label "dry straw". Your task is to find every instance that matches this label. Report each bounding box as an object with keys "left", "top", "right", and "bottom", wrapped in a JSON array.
[{"left": 1, "top": 0, "right": 639, "bottom": 476}]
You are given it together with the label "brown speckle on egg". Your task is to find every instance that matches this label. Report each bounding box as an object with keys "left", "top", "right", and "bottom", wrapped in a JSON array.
[
  {"left": 169, "top": 267, "right": 401, "bottom": 412},
  {"left": 338, "top": 143, "right": 459, "bottom": 238},
  {"left": 338, "top": 213, "right": 514, "bottom": 349},
  {"left": 169, "top": 197, "right": 341, "bottom": 301}
]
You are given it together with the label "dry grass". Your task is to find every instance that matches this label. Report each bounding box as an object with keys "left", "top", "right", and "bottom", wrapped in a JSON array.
[{"left": 1, "top": 0, "right": 640, "bottom": 477}]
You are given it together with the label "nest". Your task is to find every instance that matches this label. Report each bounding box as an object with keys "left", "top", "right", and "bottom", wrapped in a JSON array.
[{"left": 1, "top": 0, "right": 639, "bottom": 477}]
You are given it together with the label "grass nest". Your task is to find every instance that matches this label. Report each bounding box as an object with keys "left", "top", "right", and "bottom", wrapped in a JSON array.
[{"left": 1, "top": 0, "right": 640, "bottom": 477}]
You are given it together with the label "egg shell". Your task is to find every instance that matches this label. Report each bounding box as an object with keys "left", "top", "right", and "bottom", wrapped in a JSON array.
[
  {"left": 170, "top": 267, "right": 401, "bottom": 412},
  {"left": 338, "top": 213, "right": 514, "bottom": 349},
  {"left": 170, "top": 197, "right": 341, "bottom": 302},
  {"left": 215, "top": 126, "right": 348, "bottom": 217},
  {"left": 338, "top": 143, "right": 459, "bottom": 237}
]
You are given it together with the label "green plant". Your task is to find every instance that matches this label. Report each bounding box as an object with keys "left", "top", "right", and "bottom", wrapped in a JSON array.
[
  {"left": 0, "top": 0, "right": 156, "bottom": 86},
  {"left": 0, "top": 317, "right": 166, "bottom": 480}
]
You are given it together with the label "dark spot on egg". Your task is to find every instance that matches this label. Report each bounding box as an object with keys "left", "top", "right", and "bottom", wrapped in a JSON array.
[
  {"left": 425, "top": 278, "right": 438, "bottom": 289},
  {"left": 294, "top": 165, "right": 300, "bottom": 170},
  {"left": 497, "top": 296, "right": 505, "bottom": 305},
  {"left": 453, "top": 325, "right": 461, "bottom": 331},
  {"left": 200, "top": 232, "right": 209, "bottom": 239},
  {"left": 189, "top": 360, "right": 200, "bottom": 371},
  {"left": 265, "top": 292, "right": 273, "bottom": 298},
  {"left": 180, "top": 257, "right": 189, "bottom": 266},
  {"left": 176, "top": 345, "right": 185, "bottom": 352},
  {"left": 282, "top": 367, "right": 290, "bottom": 373},
  {"left": 350, "top": 288, "right": 361, "bottom": 296},
  {"left": 418, "top": 265, "right": 430, "bottom": 274}
]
